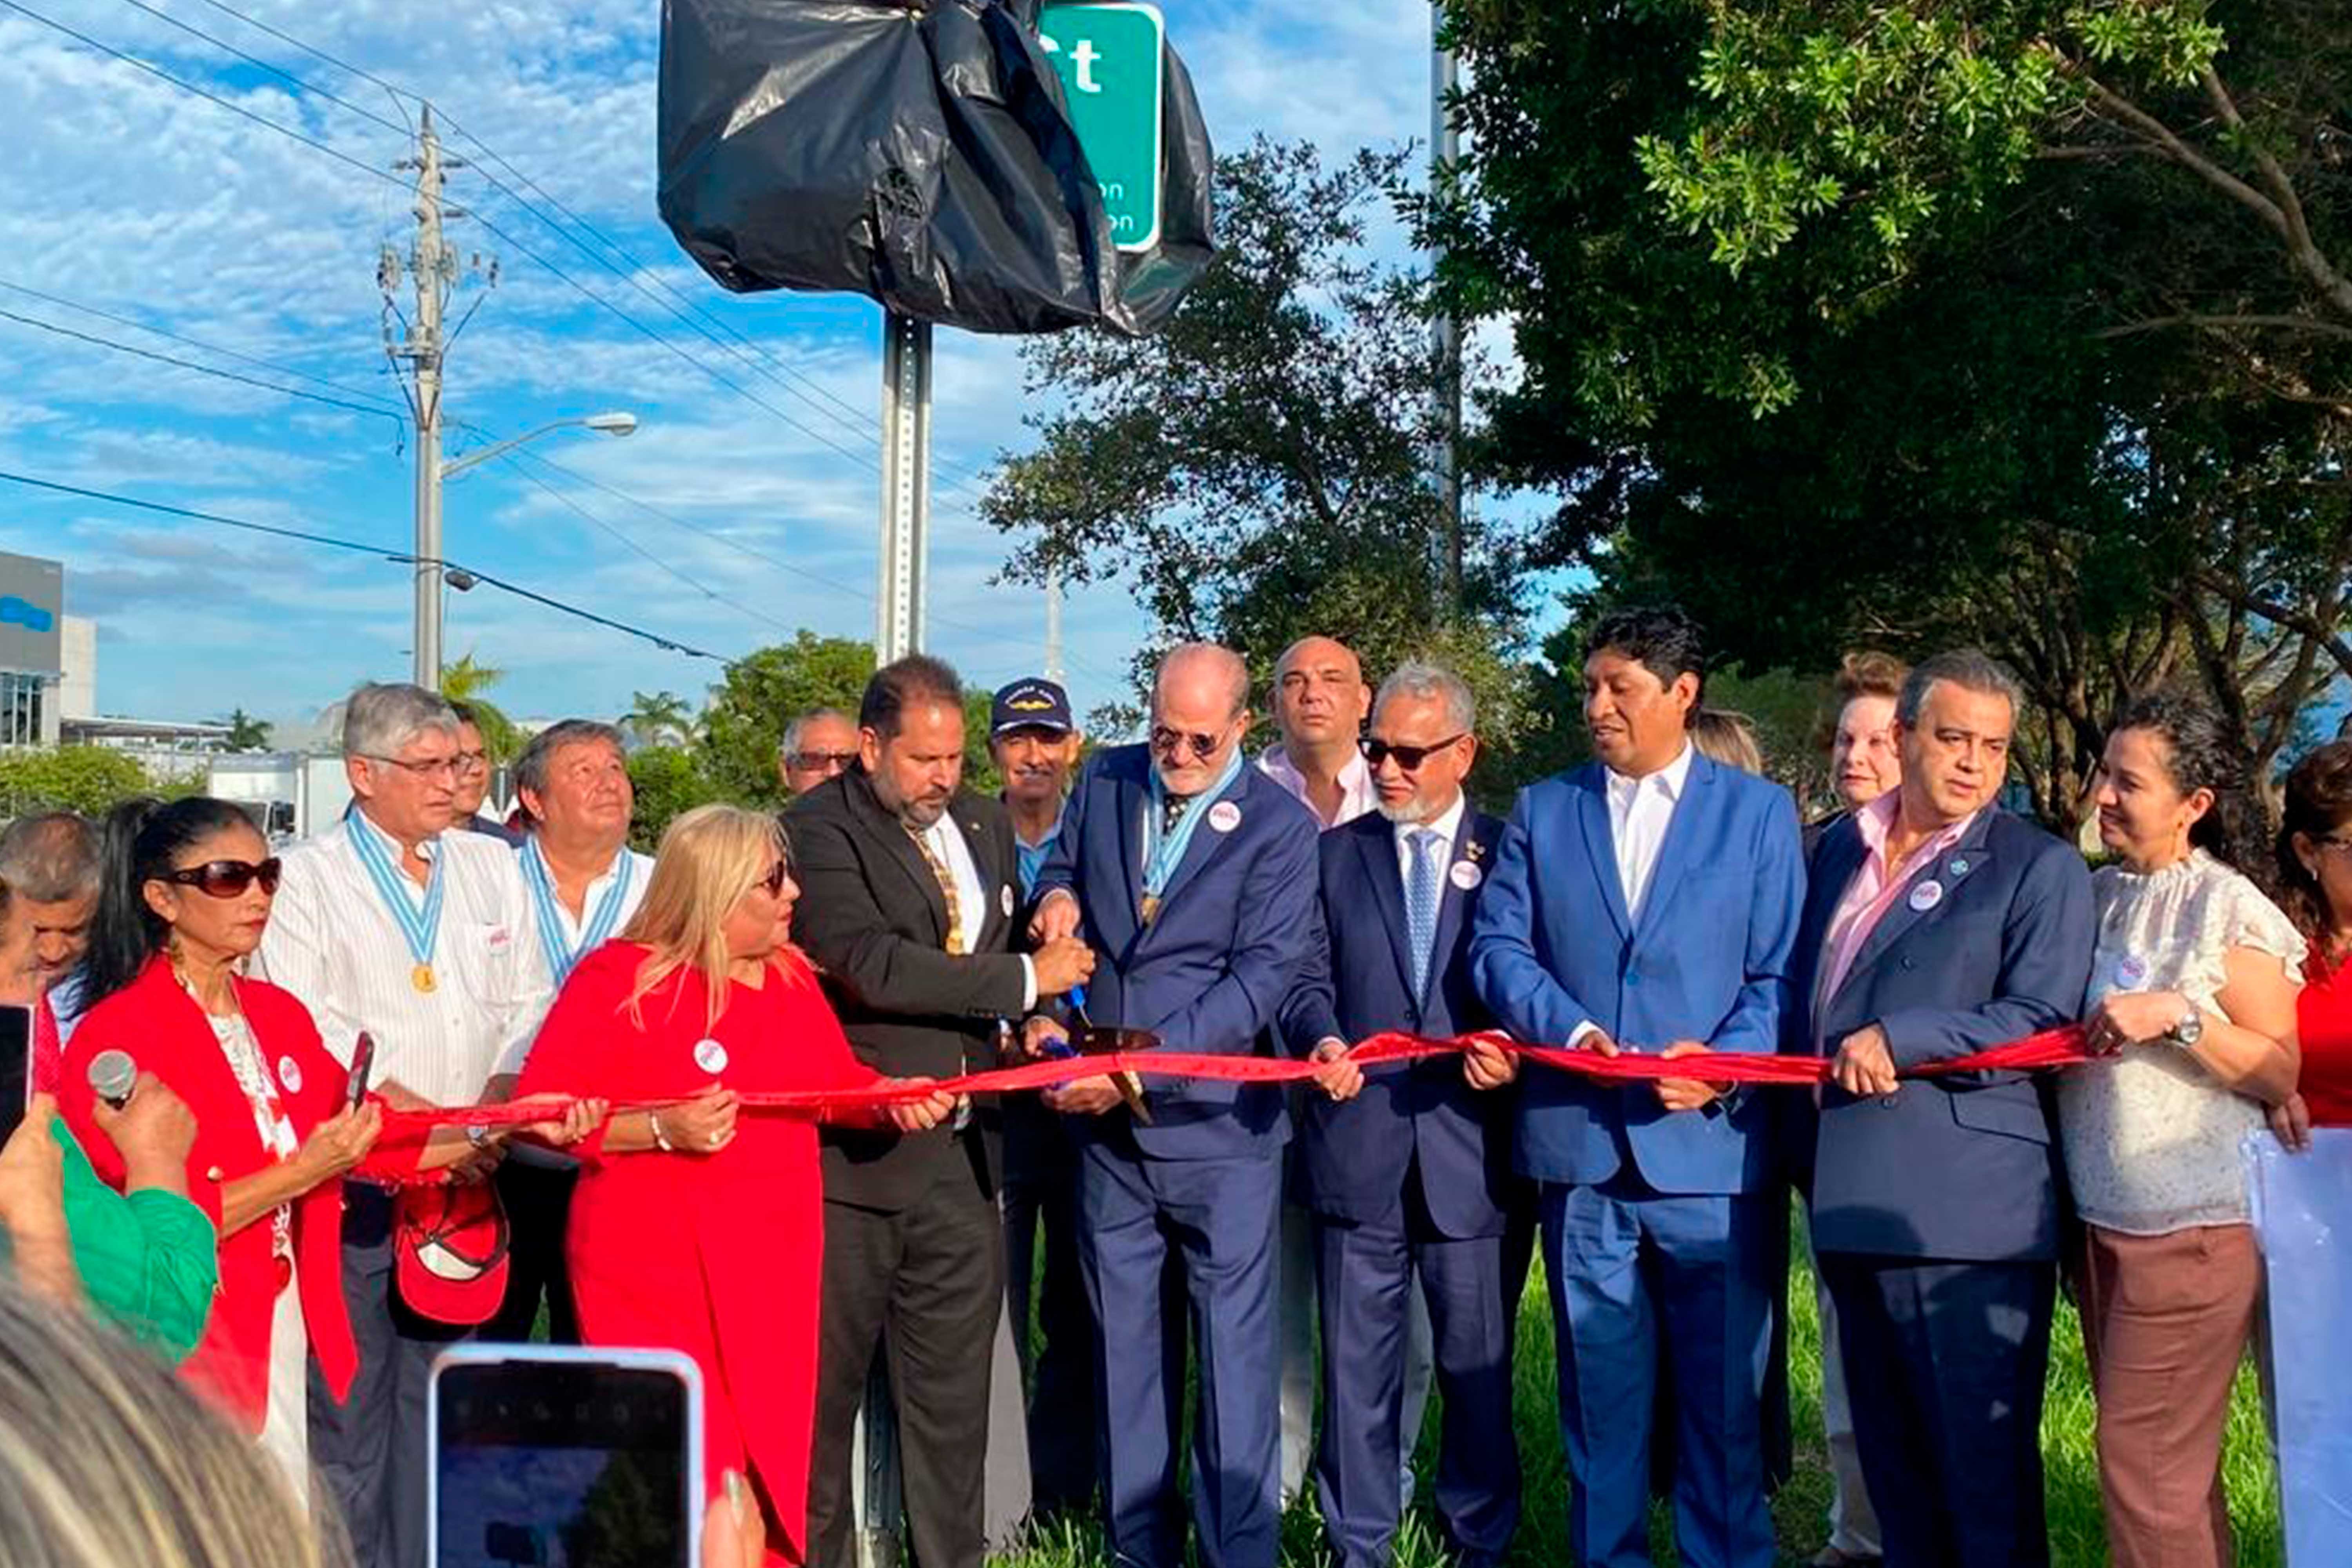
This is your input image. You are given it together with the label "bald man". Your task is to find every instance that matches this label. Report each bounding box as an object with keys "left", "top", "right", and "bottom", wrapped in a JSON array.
[
  {"left": 1259, "top": 636, "right": 1377, "bottom": 827},
  {"left": 1028, "top": 644, "right": 1322, "bottom": 1568}
]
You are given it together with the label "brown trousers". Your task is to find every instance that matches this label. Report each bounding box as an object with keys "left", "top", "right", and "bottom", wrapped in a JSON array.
[{"left": 2077, "top": 1221, "right": 2261, "bottom": 1568}]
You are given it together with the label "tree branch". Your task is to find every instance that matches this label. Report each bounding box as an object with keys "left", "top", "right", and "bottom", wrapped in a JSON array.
[
  {"left": 2096, "top": 314, "right": 2352, "bottom": 341},
  {"left": 2201, "top": 65, "right": 2352, "bottom": 325}
]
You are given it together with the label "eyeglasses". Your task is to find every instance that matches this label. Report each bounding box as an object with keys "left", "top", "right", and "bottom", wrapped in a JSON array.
[
  {"left": 365, "top": 753, "right": 463, "bottom": 781},
  {"left": 163, "top": 858, "right": 283, "bottom": 898},
  {"left": 752, "top": 860, "right": 791, "bottom": 897},
  {"left": 787, "top": 750, "right": 858, "bottom": 773},
  {"left": 2316, "top": 837, "right": 2352, "bottom": 857},
  {"left": 454, "top": 749, "right": 488, "bottom": 775},
  {"left": 1149, "top": 724, "right": 1230, "bottom": 760},
  {"left": 1360, "top": 734, "right": 1466, "bottom": 771}
]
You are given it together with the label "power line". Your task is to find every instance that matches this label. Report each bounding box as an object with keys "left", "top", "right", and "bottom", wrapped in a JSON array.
[
  {"left": 105, "top": 0, "right": 407, "bottom": 136},
  {"left": 0, "top": 276, "right": 400, "bottom": 409},
  {"left": 0, "top": 468, "right": 726, "bottom": 662},
  {"left": 0, "top": 304, "right": 407, "bottom": 425}
]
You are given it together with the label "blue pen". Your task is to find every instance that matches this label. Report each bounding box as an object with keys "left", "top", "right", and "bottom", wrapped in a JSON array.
[{"left": 1037, "top": 984, "right": 1084, "bottom": 1059}]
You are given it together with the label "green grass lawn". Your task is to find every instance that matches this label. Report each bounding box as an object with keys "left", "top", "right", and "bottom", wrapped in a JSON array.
[{"left": 991, "top": 1207, "right": 2282, "bottom": 1567}]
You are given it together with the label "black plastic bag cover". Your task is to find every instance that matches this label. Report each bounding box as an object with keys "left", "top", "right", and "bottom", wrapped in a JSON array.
[{"left": 658, "top": 0, "right": 1215, "bottom": 336}]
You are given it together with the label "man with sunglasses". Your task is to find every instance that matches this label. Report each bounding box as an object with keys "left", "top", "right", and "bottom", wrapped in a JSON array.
[
  {"left": 1466, "top": 606, "right": 1804, "bottom": 1568},
  {"left": 254, "top": 681, "right": 554, "bottom": 1568},
  {"left": 1278, "top": 661, "right": 1522, "bottom": 1568},
  {"left": 790, "top": 656, "right": 1096, "bottom": 1568},
  {"left": 781, "top": 707, "right": 861, "bottom": 798},
  {"left": 1027, "top": 642, "right": 1321, "bottom": 1568},
  {"left": 448, "top": 704, "right": 523, "bottom": 844}
]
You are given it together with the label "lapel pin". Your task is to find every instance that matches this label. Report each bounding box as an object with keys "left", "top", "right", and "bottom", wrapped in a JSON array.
[
  {"left": 1208, "top": 800, "right": 1242, "bottom": 833},
  {"left": 1908, "top": 879, "right": 1945, "bottom": 914},
  {"left": 1450, "top": 859, "right": 1483, "bottom": 891}
]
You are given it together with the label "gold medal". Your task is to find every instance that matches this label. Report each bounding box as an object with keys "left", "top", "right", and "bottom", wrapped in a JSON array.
[
  {"left": 1139, "top": 894, "right": 1161, "bottom": 927},
  {"left": 412, "top": 962, "right": 437, "bottom": 994}
]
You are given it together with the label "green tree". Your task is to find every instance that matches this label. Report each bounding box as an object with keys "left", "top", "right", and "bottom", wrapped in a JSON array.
[
  {"left": 0, "top": 748, "right": 199, "bottom": 818},
  {"left": 1426, "top": 0, "right": 2352, "bottom": 824},
  {"left": 220, "top": 708, "right": 272, "bottom": 751},
  {"left": 622, "top": 690, "right": 693, "bottom": 749},
  {"left": 696, "top": 633, "right": 876, "bottom": 808},
  {"left": 439, "top": 652, "right": 523, "bottom": 767},
  {"left": 985, "top": 138, "right": 1541, "bottom": 769},
  {"left": 625, "top": 744, "right": 719, "bottom": 853}
]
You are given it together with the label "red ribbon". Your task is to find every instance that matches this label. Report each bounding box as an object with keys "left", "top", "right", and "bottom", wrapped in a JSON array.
[{"left": 360, "top": 1024, "right": 2091, "bottom": 1174}]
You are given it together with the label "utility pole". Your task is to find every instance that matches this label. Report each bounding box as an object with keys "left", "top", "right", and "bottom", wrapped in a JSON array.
[
  {"left": 1044, "top": 566, "right": 1065, "bottom": 685},
  {"left": 391, "top": 106, "right": 458, "bottom": 690},
  {"left": 876, "top": 310, "right": 933, "bottom": 663},
  {"left": 1430, "top": 6, "right": 1465, "bottom": 610}
]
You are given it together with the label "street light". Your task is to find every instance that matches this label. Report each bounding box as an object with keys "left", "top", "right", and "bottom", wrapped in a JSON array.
[{"left": 415, "top": 411, "right": 641, "bottom": 688}]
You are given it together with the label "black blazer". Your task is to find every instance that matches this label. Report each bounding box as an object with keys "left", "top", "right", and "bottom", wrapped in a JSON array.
[
  {"left": 1278, "top": 808, "right": 1516, "bottom": 1236},
  {"left": 786, "top": 765, "right": 1029, "bottom": 1210}
]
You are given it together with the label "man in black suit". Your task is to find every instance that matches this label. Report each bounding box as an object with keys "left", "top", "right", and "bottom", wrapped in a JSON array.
[
  {"left": 790, "top": 655, "right": 1097, "bottom": 1568},
  {"left": 1279, "top": 661, "right": 1521, "bottom": 1568}
]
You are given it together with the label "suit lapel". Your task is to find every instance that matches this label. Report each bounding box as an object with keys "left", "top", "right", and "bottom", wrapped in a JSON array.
[
  {"left": 1149, "top": 775, "right": 1247, "bottom": 916},
  {"left": 846, "top": 768, "right": 949, "bottom": 947},
  {"left": 1575, "top": 769, "right": 1633, "bottom": 942},
  {"left": 1353, "top": 820, "right": 1418, "bottom": 1001},
  {"left": 1833, "top": 810, "right": 2001, "bottom": 1007},
  {"left": 950, "top": 795, "right": 1007, "bottom": 951},
  {"left": 1111, "top": 756, "right": 1147, "bottom": 930},
  {"left": 1632, "top": 754, "right": 1712, "bottom": 944},
  {"left": 1423, "top": 812, "right": 1499, "bottom": 1008}
]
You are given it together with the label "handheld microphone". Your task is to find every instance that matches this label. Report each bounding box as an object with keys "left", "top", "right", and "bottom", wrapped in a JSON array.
[{"left": 87, "top": 1050, "right": 138, "bottom": 1112}]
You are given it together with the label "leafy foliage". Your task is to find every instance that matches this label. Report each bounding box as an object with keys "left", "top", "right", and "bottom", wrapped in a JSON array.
[
  {"left": 220, "top": 707, "right": 273, "bottom": 751},
  {"left": 0, "top": 748, "right": 201, "bottom": 819},
  {"left": 439, "top": 652, "right": 523, "bottom": 767}
]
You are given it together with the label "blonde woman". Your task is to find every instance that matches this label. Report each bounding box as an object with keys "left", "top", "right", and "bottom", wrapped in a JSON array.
[{"left": 517, "top": 805, "right": 953, "bottom": 1566}]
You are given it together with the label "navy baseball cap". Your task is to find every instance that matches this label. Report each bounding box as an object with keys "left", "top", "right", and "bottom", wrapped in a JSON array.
[{"left": 991, "top": 679, "right": 1074, "bottom": 737}]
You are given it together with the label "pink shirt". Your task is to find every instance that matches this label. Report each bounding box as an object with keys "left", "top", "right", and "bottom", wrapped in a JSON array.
[
  {"left": 1815, "top": 793, "right": 1982, "bottom": 1035},
  {"left": 1255, "top": 744, "right": 1379, "bottom": 828}
]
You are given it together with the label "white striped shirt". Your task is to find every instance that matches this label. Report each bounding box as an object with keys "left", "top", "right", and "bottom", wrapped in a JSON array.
[
  {"left": 524, "top": 843, "right": 654, "bottom": 968},
  {"left": 254, "top": 809, "right": 554, "bottom": 1105}
]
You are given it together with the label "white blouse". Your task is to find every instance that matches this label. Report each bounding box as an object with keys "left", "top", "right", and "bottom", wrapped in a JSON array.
[{"left": 2060, "top": 849, "right": 2305, "bottom": 1235}]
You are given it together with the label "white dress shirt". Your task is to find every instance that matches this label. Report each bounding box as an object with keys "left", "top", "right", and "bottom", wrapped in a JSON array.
[
  {"left": 534, "top": 846, "right": 655, "bottom": 956},
  {"left": 921, "top": 813, "right": 1035, "bottom": 1009},
  {"left": 1393, "top": 791, "right": 1468, "bottom": 883},
  {"left": 255, "top": 809, "right": 555, "bottom": 1105},
  {"left": 1257, "top": 744, "right": 1380, "bottom": 828},
  {"left": 1605, "top": 742, "right": 1695, "bottom": 923}
]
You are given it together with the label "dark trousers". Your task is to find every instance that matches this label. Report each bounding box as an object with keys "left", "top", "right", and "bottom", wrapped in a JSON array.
[
  {"left": 1542, "top": 1176, "right": 1776, "bottom": 1568},
  {"left": 1821, "top": 1254, "right": 2057, "bottom": 1568},
  {"left": 808, "top": 1145, "right": 1003, "bottom": 1568},
  {"left": 1081, "top": 1139, "right": 1283, "bottom": 1568},
  {"left": 481, "top": 1154, "right": 577, "bottom": 1345},
  {"left": 1002, "top": 1118, "right": 1097, "bottom": 1514},
  {"left": 1313, "top": 1167, "right": 1520, "bottom": 1568},
  {"left": 309, "top": 1184, "right": 473, "bottom": 1568}
]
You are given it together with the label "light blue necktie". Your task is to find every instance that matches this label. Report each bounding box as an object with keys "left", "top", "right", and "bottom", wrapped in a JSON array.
[{"left": 1406, "top": 828, "right": 1441, "bottom": 999}]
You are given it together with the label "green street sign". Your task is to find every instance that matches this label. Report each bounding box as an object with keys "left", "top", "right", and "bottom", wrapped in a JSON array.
[{"left": 1038, "top": 1, "right": 1165, "bottom": 252}]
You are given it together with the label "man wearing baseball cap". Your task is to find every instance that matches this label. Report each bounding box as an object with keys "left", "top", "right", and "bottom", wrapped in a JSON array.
[{"left": 989, "top": 677, "right": 1095, "bottom": 1514}]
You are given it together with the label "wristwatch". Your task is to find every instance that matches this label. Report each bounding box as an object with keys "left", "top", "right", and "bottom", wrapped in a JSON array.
[{"left": 2168, "top": 1004, "right": 2205, "bottom": 1049}]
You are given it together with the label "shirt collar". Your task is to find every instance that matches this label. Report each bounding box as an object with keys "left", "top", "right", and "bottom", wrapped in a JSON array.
[
  {"left": 1013, "top": 811, "right": 1063, "bottom": 853},
  {"left": 1855, "top": 790, "right": 1981, "bottom": 866},
  {"left": 350, "top": 802, "right": 439, "bottom": 862},
  {"left": 1397, "top": 791, "right": 1468, "bottom": 849},
  {"left": 1605, "top": 741, "right": 1695, "bottom": 803}
]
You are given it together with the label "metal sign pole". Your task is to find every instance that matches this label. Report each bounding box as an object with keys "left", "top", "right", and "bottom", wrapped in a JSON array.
[{"left": 877, "top": 309, "right": 934, "bottom": 662}]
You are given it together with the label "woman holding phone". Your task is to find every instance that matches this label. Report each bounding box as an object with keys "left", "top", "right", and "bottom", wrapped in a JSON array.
[
  {"left": 518, "top": 804, "right": 954, "bottom": 1565},
  {"left": 58, "top": 797, "right": 567, "bottom": 1496}
]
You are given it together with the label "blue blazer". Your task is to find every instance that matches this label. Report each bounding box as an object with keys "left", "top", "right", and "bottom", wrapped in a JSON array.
[
  {"left": 1468, "top": 753, "right": 1805, "bottom": 1196},
  {"left": 1033, "top": 743, "right": 1319, "bottom": 1161},
  {"left": 1792, "top": 806, "right": 2093, "bottom": 1263},
  {"left": 1278, "top": 808, "right": 1515, "bottom": 1237}
]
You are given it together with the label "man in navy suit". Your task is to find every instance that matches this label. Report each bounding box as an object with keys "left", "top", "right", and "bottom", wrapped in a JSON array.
[
  {"left": 1279, "top": 661, "right": 1521, "bottom": 1568},
  {"left": 1027, "top": 642, "right": 1320, "bottom": 1568},
  {"left": 1793, "top": 650, "right": 2092, "bottom": 1568},
  {"left": 1468, "top": 606, "right": 1802, "bottom": 1568}
]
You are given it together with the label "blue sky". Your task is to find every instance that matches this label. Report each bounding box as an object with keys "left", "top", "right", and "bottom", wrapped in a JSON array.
[{"left": 0, "top": 0, "right": 1467, "bottom": 739}]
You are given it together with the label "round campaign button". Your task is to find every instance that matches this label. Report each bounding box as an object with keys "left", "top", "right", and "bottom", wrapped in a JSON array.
[
  {"left": 2116, "top": 953, "right": 2150, "bottom": 991},
  {"left": 1000, "top": 883, "right": 1015, "bottom": 918},
  {"left": 277, "top": 1056, "right": 303, "bottom": 1095},
  {"left": 1450, "top": 860, "right": 1484, "bottom": 891},
  {"left": 1907, "top": 879, "right": 1945, "bottom": 914},
  {"left": 1207, "top": 801, "right": 1242, "bottom": 833},
  {"left": 693, "top": 1038, "right": 730, "bottom": 1074}
]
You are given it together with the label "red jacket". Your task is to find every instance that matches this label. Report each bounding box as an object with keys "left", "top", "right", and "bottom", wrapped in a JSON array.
[{"left": 60, "top": 956, "right": 364, "bottom": 1433}]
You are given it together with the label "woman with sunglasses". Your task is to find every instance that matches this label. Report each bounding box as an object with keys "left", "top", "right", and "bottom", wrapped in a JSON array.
[
  {"left": 518, "top": 804, "right": 955, "bottom": 1566},
  {"left": 57, "top": 796, "right": 497, "bottom": 1496}
]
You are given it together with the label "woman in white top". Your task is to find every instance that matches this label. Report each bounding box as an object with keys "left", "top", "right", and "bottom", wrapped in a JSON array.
[{"left": 2066, "top": 692, "right": 2302, "bottom": 1568}]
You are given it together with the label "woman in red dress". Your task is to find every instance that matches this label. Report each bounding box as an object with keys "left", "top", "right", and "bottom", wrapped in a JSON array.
[
  {"left": 518, "top": 803, "right": 953, "bottom": 1566},
  {"left": 2277, "top": 741, "right": 2352, "bottom": 1137}
]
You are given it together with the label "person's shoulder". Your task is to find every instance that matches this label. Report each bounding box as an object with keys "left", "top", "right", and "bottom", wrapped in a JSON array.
[
  {"left": 237, "top": 976, "right": 325, "bottom": 1037},
  {"left": 1082, "top": 742, "right": 1149, "bottom": 786},
  {"left": 784, "top": 771, "right": 852, "bottom": 824},
  {"left": 1239, "top": 768, "right": 1318, "bottom": 835},
  {"left": 275, "top": 820, "right": 351, "bottom": 870},
  {"left": 441, "top": 827, "right": 524, "bottom": 875},
  {"left": 954, "top": 791, "right": 1011, "bottom": 834}
]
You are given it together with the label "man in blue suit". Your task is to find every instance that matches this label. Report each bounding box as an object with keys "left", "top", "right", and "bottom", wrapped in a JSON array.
[
  {"left": 1793, "top": 650, "right": 2092, "bottom": 1568},
  {"left": 1279, "top": 661, "right": 1521, "bottom": 1568},
  {"left": 1027, "top": 642, "right": 1319, "bottom": 1568},
  {"left": 1468, "top": 606, "right": 1802, "bottom": 1568}
]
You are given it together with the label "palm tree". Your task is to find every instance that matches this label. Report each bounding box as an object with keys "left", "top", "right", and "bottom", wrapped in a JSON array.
[
  {"left": 439, "top": 652, "right": 522, "bottom": 766},
  {"left": 622, "top": 690, "right": 695, "bottom": 749},
  {"left": 220, "top": 707, "right": 273, "bottom": 751}
]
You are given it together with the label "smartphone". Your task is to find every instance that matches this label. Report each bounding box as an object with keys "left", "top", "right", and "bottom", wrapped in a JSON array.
[
  {"left": 347, "top": 1031, "right": 376, "bottom": 1111},
  {"left": 0, "top": 1005, "right": 30, "bottom": 1144},
  {"left": 428, "top": 1345, "right": 703, "bottom": 1568}
]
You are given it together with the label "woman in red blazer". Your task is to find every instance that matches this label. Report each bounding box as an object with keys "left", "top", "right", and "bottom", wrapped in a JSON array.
[
  {"left": 58, "top": 797, "right": 510, "bottom": 1495},
  {"left": 518, "top": 804, "right": 953, "bottom": 1566}
]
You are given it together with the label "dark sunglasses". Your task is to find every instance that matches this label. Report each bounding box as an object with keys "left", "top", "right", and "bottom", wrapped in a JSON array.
[
  {"left": 163, "top": 858, "right": 283, "bottom": 898},
  {"left": 788, "top": 750, "right": 858, "bottom": 772},
  {"left": 1149, "top": 724, "right": 1228, "bottom": 760},
  {"left": 1359, "top": 734, "right": 1466, "bottom": 771},
  {"left": 755, "top": 860, "right": 791, "bottom": 897}
]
